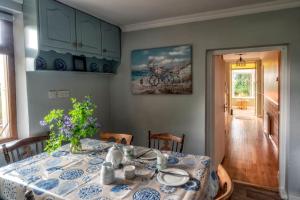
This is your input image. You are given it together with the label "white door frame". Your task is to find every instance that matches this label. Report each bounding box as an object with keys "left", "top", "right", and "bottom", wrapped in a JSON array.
[{"left": 205, "top": 45, "right": 289, "bottom": 199}]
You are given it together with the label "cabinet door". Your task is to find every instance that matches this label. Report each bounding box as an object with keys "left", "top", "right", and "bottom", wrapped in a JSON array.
[
  {"left": 39, "top": 0, "right": 76, "bottom": 51},
  {"left": 76, "top": 11, "right": 101, "bottom": 55},
  {"left": 101, "top": 22, "right": 121, "bottom": 60}
]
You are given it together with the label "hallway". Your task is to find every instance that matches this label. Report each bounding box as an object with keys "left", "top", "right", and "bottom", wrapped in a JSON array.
[{"left": 222, "top": 116, "right": 278, "bottom": 188}]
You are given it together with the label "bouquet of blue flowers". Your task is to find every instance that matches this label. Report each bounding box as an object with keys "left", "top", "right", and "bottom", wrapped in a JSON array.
[{"left": 40, "top": 96, "right": 100, "bottom": 153}]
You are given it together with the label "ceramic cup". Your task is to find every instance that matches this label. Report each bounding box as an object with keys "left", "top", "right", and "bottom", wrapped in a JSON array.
[
  {"left": 124, "top": 165, "right": 136, "bottom": 179},
  {"left": 123, "top": 145, "right": 135, "bottom": 161}
]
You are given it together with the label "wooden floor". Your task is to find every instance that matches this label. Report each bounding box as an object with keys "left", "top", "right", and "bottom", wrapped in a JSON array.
[
  {"left": 223, "top": 115, "right": 279, "bottom": 188},
  {"left": 231, "top": 181, "right": 281, "bottom": 200}
]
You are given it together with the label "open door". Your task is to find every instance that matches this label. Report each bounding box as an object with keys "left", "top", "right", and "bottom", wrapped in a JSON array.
[{"left": 213, "top": 55, "right": 226, "bottom": 165}]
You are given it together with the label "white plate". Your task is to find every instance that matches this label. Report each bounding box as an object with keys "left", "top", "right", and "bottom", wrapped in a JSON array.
[
  {"left": 139, "top": 150, "right": 157, "bottom": 160},
  {"left": 157, "top": 168, "right": 190, "bottom": 186}
]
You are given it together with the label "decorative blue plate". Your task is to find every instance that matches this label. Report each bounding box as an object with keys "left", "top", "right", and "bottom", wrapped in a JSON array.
[
  {"left": 201, "top": 159, "right": 210, "bottom": 167},
  {"left": 52, "top": 151, "right": 69, "bottom": 157},
  {"left": 59, "top": 169, "right": 84, "bottom": 180},
  {"left": 160, "top": 185, "right": 176, "bottom": 194},
  {"left": 103, "top": 63, "right": 114, "bottom": 73},
  {"left": 167, "top": 156, "right": 179, "bottom": 165},
  {"left": 54, "top": 58, "right": 67, "bottom": 71},
  {"left": 90, "top": 63, "right": 98, "bottom": 72},
  {"left": 17, "top": 166, "right": 40, "bottom": 177},
  {"left": 181, "top": 178, "right": 200, "bottom": 191},
  {"left": 133, "top": 188, "right": 160, "bottom": 200},
  {"left": 35, "top": 56, "right": 47, "bottom": 70},
  {"left": 78, "top": 184, "right": 102, "bottom": 200},
  {"left": 26, "top": 175, "right": 41, "bottom": 184},
  {"left": 89, "top": 157, "right": 104, "bottom": 165},
  {"left": 33, "top": 179, "right": 59, "bottom": 195},
  {"left": 86, "top": 165, "right": 99, "bottom": 174},
  {"left": 111, "top": 184, "right": 130, "bottom": 193}
]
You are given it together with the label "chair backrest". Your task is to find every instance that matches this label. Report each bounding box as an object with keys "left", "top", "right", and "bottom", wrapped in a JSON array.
[
  {"left": 148, "top": 131, "right": 185, "bottom": 153},
  {"left": 215, "top": 164, "right": 234, "bottom": 200},
  {"left": 100, "top": 132, "right": 133, "bottom": 145},
  {"left": 2, "top": 135, "right": 49, "bottom": 164}
]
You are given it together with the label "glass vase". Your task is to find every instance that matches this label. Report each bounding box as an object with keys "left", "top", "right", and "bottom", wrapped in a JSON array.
[{"left": 70, "top": 141, "right": 82, "bottom": 154}]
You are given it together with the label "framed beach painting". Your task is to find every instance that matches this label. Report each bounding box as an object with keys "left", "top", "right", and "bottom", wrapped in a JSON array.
[{"left": 131, "top": 45, "right": 192, "bottom": 94}]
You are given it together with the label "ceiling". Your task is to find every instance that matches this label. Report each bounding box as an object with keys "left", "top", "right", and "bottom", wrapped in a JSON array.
[
  {"left": 223, "top": 51, "right": 278, "bottom": 61},
  {"left": 58, "top": 0, "right": 284, "bottom": 25}
]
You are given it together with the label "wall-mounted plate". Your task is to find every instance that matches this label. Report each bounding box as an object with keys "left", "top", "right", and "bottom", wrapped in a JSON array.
[
  {"left": 90, "top": 63, "right": 98, "bottom": 72},
  {"left": 54, "top": 58, "right": 67, "bottom": 71},
  {"left": 35, "top": 56, "right": 47, "bottom": 70}
]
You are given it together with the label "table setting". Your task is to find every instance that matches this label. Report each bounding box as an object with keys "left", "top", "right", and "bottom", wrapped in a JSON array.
[
  {"left": 0, "top": 97, "right": 218, "bottom": 200},
  {"left": 0, "top": 138, "right": 217, "bottom": 200}
]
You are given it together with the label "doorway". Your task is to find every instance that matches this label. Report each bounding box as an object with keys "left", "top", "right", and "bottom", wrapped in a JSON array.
[{"left": 206, "top": 45, "right": 289, "bottom": 198}]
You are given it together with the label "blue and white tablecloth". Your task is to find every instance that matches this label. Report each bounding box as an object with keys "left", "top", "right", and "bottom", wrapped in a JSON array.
[{"left": 0, "top": 139, "right": 218, "bottom": 200}]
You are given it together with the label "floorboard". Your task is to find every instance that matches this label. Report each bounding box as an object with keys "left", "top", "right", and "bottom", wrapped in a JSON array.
[{"left": 223, "top": 115, "right": 279, "bottom": 188}]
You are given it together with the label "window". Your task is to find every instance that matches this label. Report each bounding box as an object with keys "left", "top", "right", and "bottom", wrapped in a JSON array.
[
  {"left": 0, "top": 18, "right": 17, "bottom": 142},
  {"left": 232, "top": 69, "right": 256, "bottom": 98}
]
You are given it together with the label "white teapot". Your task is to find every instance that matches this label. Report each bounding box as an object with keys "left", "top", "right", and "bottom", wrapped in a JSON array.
[{"left": 105, "top": 145, "right": 123, "bottom": 169}]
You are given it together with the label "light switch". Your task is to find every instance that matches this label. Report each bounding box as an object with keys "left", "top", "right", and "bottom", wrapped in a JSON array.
[
  {"left": 57, "top": 90, "right": 70, "bottom": 98},
  {"left": 48, "top": 90, "right": 57, "bottom": 99}
]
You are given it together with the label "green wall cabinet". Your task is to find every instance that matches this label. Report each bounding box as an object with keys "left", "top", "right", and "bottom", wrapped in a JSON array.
[
  {"left": 24, "top": 0, "right": 121, "bottom": 71},
  {"left": 76, "top": 11, "right": 102, "bottom": 55},
  {"left": 102, "top": 22, "right": 121, "bottom": 61},
  {"left": 39, "top": 0, "right": 76, "bottom": 51}
]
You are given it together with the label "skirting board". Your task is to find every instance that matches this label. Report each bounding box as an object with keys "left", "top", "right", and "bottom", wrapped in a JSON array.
[
  {"left": 280, "top": 187, "right": 288, "bottom": 199},
  {"left": 289, "top": 194, "right": 300, "bottom": 200}
]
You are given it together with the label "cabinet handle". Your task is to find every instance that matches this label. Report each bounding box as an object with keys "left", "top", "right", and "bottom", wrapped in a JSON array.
[
  {"left": 79, "top": 43, "right": 83, "bottom": 48},
  {"left": 103, "top": 49, "right": 107, "bottom": 53},
  {"left": 73, "top": 42, "right": 77, "bottom": 47}
]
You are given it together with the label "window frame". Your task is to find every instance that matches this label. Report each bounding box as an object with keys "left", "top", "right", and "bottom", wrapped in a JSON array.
[
  {"left": 0, "top": 19, "right": 17, "bottom": 143},
  {"left": 231, "top": 68, "right": 256, "bottom": 99}
]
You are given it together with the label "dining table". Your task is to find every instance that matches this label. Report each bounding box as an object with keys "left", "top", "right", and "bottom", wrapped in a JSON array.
[{"left": 0, "top": 138, "right": 218, "bottom": 200}]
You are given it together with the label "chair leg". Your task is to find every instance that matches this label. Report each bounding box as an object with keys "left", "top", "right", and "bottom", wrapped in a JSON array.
[{"left": 148, "top": 130, "right": 151, "bottom": 148}]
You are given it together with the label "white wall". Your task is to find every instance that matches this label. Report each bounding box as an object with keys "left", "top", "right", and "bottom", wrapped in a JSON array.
[{"left": 110, "top": 8, "right": 300, "bottom": 197}]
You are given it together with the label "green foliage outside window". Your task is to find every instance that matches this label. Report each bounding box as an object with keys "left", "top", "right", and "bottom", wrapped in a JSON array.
[{"left": 233, "top": 73, "right": 252, "bottom": 97}]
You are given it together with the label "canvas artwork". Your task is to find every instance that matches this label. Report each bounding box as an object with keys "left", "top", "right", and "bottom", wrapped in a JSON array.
[{"left": 131, "top": 45, "right": 192, "bottom": 94}]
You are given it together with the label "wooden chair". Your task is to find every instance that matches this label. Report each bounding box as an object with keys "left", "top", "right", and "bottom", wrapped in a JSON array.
[
  {"left": 148, "top": 131, "right": 185, "bottom": 153},
  {"left": 215, "top": 164, "right": 234, "bottom": 200},
  {"left": 2, "top": 135, "right": 49, "bottom": 164},
  {"left": 100, "top": 132, "right": 133, "bottom": 145}
]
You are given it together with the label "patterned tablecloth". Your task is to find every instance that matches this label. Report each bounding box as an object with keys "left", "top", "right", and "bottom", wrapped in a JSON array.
[{"left": 0, "top": 139, "right": 218, "bottom": 200}]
